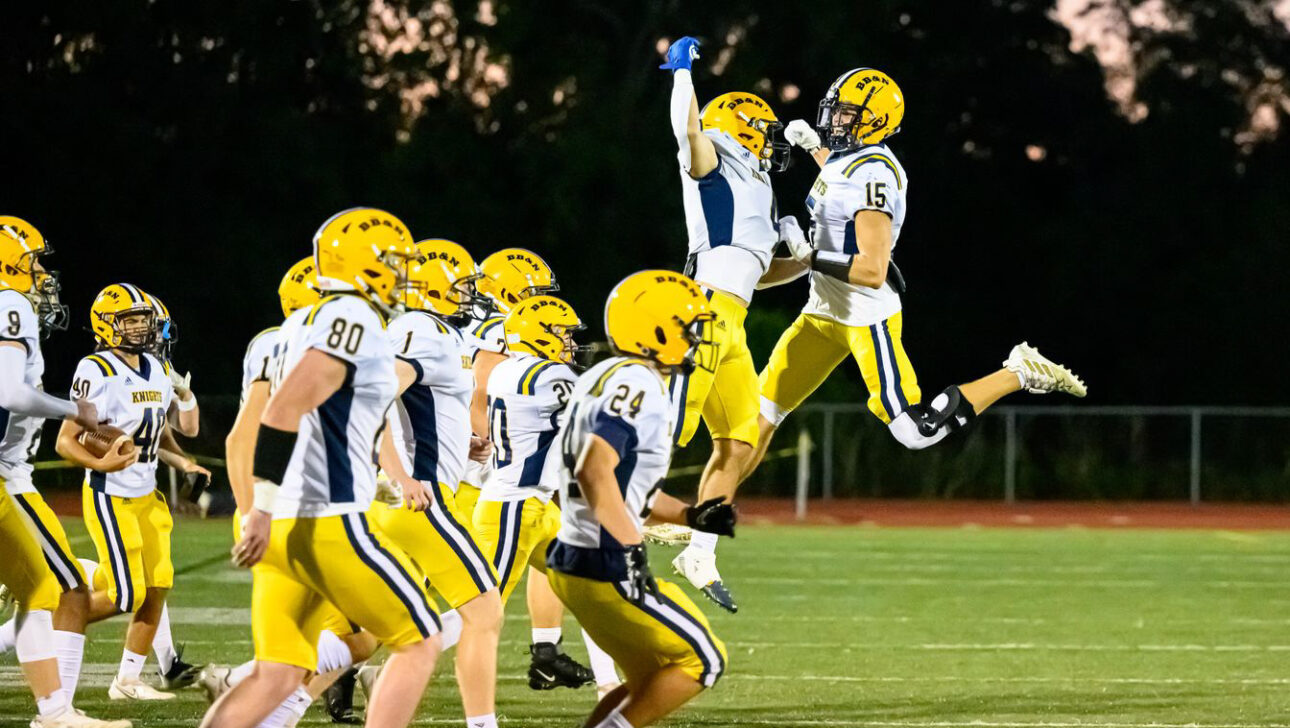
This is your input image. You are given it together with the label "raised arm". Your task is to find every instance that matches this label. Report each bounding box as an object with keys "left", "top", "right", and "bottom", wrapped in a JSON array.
[{"left": 661, "top": 37, "right": 717, "bottom": 179}]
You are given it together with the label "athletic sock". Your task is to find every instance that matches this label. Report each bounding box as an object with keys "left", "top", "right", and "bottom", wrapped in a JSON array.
[
  {"left": 465, "top": 714, "right": 497, "bottom": 728},
  {"left": 117, "top": 649, "right": 146, "bottom": 682},
  {"left": 0, "top": 617, "right": 15, "bottom": 653},
  {"left": 151, "top": 602, "right": 176, "bottom": 673},
  {"left": 593, "top": 710, "right": 633, "bottom": 728},
  {"left": 582, "top": 629, "right": 619, "bottom": 686},
  {"left": 54, "top": 631, "right": 85, "bottom": 701},
  {"left": 228, "top": 660, "right": 255, "bottom": 687},
  {"left": 439, "top": 608, "right": 463, "bottom": 651},
  {"left": 689, "top": 531, "right": 719, "bottom": 554},
  {"left": 35, "top": 688, "right": 69, "bottom": 718},
  {"left": 256, "top": 686, "right": 311, "bottom": 728},
  {"left": 531, "top": 627, "right": 561, "bottom": 646}
]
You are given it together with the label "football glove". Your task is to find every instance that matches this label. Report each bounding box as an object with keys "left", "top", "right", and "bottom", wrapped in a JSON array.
[
  {"left": 659, "top": 36, "right": 700, "bottom": 71},
  {"left": 168, "top": 367, "right": 192, "bottom": 397},
  {"left": 684, "top": 497, "right": 737, "bottom": 537},
  {"left": 778, "top": 215, "right": 813, "bottom": 263},
  {"left": 374, "top": 475, "right": 404, "bottom": 507},
  {"left": 886, "top": 259, "right": 907, "bottom": 294},
  {"left": 785, "top": 119, "right": 822, "bottom": 152},
  {"left": 624, "top": 544, "right": 661, "bottom": 606}
]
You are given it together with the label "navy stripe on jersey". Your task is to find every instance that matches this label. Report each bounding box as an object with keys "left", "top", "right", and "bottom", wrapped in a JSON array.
[
  {"left": 842, "top": 219, "right": 858, "bottom": 255},
  {"left": 0, "top": 406, "right": 8, "bottom": 442},
  {"left": 697, "top": 159, "right": 735, "bottom": 247},
  {"left": 89, "top": 470, "right": 107, "bottom": 491},
  {"left": 318, "top": 363, "right": 357, "bottom": 503},
  {"left": 14, "top": 495, "right": 83, "bottom": 590},
  {"left": 397, "top": 359, "right": 441, "bottom": 482},
  {"left": 341, "top": 513, "right": 437, "bottom": 638},
  {"left": 518, "top": 428, "right": 557, "bottom": 487}
]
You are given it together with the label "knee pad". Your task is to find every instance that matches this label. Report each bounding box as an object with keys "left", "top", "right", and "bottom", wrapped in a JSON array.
[
  {"left": 759, "top": 396, "right": 791, "bottom": 428},
  {"left": 887, "top": 386, "right": 976, "bottom": 451},
  {"left": 315, "top": 629, "right": 353, "bottom": 674},
  {"left": 15, "top": 609, "right": 55, "bottom": 663}
]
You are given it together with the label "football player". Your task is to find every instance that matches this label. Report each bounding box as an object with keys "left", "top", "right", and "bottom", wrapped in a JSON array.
[
  {"left": 205, "top": 208, "right": 441, "bottom": 728},
  {"left": 0, "top": 216, "right": 129, "bottom": 727},
  {"left": 371, "top": 238, "right": 504, "bottom": 728},
  {"left": 55, "top": 283, "right": 181, "bottom": 702},
  {"left": 656, "top": 36, "right": 790, "bottom": 612},
  {"left": 475, "top": 295, "right": 620, "bottom": 695},
  {"left": 546, "top": 270, "right": 737, "bottom": 728},
  {"left": 755, "top": 69, "right": 1086, "bottom": 470}
]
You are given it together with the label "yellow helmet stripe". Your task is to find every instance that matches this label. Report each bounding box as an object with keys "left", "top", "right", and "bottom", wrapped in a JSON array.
[
  {"left": 843, "top": 154, "right": 903, "bottom": 189},
  {"left": 590, "top": 360, "right": 646, "bottom": 397},
  {"left": 86, "top": 354, "right": 116, "bottom": 377},
  {"left": 518, "top": 360, "right": 560, "bottom": 395}
]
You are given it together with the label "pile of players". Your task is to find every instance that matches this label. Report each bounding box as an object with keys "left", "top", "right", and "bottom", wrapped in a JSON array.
[{"left": 0, "top": 35, "right": 1088, "bottom": 728}]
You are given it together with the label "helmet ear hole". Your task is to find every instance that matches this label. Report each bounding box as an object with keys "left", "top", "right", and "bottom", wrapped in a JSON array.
[{"left": 654, "top": 326, "right": 667, "bottom": 345}]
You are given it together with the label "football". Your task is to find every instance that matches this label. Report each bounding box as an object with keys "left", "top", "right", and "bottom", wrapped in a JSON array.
[{"left": 77, "top": 425, "right": 135, "bottom": 460}]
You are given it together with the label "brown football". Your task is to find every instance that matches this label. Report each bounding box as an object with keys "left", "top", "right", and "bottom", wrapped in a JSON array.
[{"left": 77, "top": 426, "right": 135, "bottom": 460}]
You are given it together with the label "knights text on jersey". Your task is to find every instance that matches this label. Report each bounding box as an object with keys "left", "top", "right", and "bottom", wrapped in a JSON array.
[
  {"left": 547, "top": 358, "right": 674, "bottom": 570},
  {"left": 0, "top": 290, "right": 46, "bottom": 495},
  {"left": 271, "top": 295, "right": 397, "bottom": 519},
  {"left": 71, "top": 350, "right": 173, "bottom": 498},
  {"left": 480, "top": 353, "right": 577, "bottom": 503},
  {"left": 804, "top": 143, "right": 909, "bottom": 327},
  {"left": 240, "top": 326, "right": 280, "bottom": 402},
  {"left": 680, "top": 131, "right": 777, "bottom": 302},
  {"left": 387, "top": 310, "right": 474, "bottom": 489}
]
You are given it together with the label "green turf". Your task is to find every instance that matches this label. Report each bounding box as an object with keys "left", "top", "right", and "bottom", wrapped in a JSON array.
[{"left": 2, "top": 517, "right": 1288, "bottom": 726}]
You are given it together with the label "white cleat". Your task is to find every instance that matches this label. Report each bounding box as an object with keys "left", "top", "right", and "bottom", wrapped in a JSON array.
[
  {"left": 30, "top": 708, "right": 132, "bottom": 728},
  {"left": 1003, "top": 342, "right": 1087, "bottom": 398},
  {"left": 671, "top": 548, "right": 738, "bottom": 613},
  {"left": 107, "top": 677, "right": 175, "bottom": 701},
  {"left": 197, "top": 664, "right": 233, "bottom": 704},
  {"left": 643, "top": 522, "right": 692, "bottom": 546},
  {"left": 356, "top": 663, "right": 383, "bottom": 701}
]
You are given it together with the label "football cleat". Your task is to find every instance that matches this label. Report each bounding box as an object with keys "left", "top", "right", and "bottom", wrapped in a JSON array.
[
  {"left": 325, "top": 667, "right": 362, "bottom": 724},
  {"left": 1003, "top": 342, "right": 1087, "bottom": 398},
  {"left": 356, "top": 664, "right": 382, "bottom": 702},
  {"left": 108, "top": 677, "right": 174, "bottom": 701},
  {"left": 643, "top": 523, "right": 692, "bottom": 546},
  {"left": 29, "top": 708, "right": 132, "bottom": 728},
  {"left": 157, "top": 644, "right": 203, "bottom": 690},
  {"left": 0, "top": 582, "right": 14, "bottom": 616},
  {"left": 672, "top": 549, "right": 738, "bottom": 613},
  {"left": 197, "top": 665, "right": 233, "bottom": 703},
  {"left": 528, "top": 641, "right": 594, "bottom": 690}
]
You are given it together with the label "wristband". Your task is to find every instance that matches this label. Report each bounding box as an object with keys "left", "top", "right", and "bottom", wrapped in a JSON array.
[
  {"left": 175, "top": 394, "right": 198, "bottom": 412},
  {"left": 812, "top": 250, "right": 854, "bottom": 283},
  {"left": 253, "top": 424, "right": 298, "bottom": 485},
  {"left": 252, "top": 479, "right": 278, "bottom": 513}
]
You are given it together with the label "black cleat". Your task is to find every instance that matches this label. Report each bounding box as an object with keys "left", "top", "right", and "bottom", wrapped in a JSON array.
[
  {"left": 528, "top": 640, "right": 594, "bottom": 690},
  {"left": 158, "top": 644, "right": 204, "bottom": 690},
  {"left": 700, "top": 580, "right": 739, "bottom": 614},
  {"left": 326, "top": 667, "right": 362, "bottom": 724}
]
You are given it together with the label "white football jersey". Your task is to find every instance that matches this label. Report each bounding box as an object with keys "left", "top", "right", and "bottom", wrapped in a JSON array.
[
  {"left": 71, "top": 350, "right": 172, "bottom": 499},
  {"left": 480, "top": 353, "right": 577, "bottom": 503},
  {"left": 680, "top": 130, "right": 778, "bottom": 302},
  {"left": 458, "top": 312, "right": 505, "bottom": 490},
  {"left": 803, "top": 143, "right": 908, "bottom": 327},
  {"left": 386, "top": 310, "right": 474, "bottom": 490},
  {"left": 0, "top": 290, "right": 47, "bottom": 496},
  {"left": 240, "top": 326, "right": 280, "bottom": 402},
  {"left": 546, "top": 358, "right": 675, "bottom": 580},
  {"left": 271, "top": 295, "right": 397, "bottom": 519}
]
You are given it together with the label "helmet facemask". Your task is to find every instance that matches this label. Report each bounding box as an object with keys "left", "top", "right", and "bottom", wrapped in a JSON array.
[
  {"left": 540, "top": 320, "right": 591, "bottom": 367},
  {"left": 357, "top": 249, "right": 413, "bottom": 319},
  {"left": 101, "top": 307, "right": 157, "bottom": 354},
  {"left": 816, "top": 85, "right": 898, "bottom": 152},
  {"left": 446, "top": 272, "right": 495, "bottom": 326},
  {"left": 676, "top": 313, "right": 719, "bottom": 375},
  {"left": 31, "top": 263, "right": 68, "bottom": 337},
  {"left": 739, "top": 112, "right": 792, "bottom": 172}
]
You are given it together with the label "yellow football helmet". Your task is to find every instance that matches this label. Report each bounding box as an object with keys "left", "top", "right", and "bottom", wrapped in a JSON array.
[
  {"left": 144, "top": 291, "right": 177, "bottom": 360},
  {"left": 817, "top": 68, "right": 904, "bottom": 151},
  {"left": 604, "top": 270, "right": 716, "bottom": 373},
  {"left": 503, "top": 295, "right": 586, "bottom": 364},
  {"left": 90, "top": 283, "right": 156, "bottom": 353},
  {"left": 477, "top": 248, "right": 559, "bottom": 314},
  {"left": 700, "top": 92, "right": 791, "bottom": 172},
  {"left": 0, "top": 216, "right": 68, "bottom": 334},
  {"left": 278, "top": 256, "right": 322, "bottom": 318},
  {"left": 312, "top": 207, "right": 415, "bottom": 311},
  {"left": 400, "top": 239, "right": 490, "bottom": 322}
]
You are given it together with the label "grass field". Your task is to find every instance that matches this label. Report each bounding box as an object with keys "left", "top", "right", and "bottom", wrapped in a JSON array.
[{"left": 2, "top": 516, "right": 1287, "bottom": 727}]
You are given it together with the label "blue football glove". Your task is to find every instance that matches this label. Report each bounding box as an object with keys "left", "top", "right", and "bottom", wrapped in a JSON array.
[{"left": 659, "top": 36, "right": 701, "bottom": 71}]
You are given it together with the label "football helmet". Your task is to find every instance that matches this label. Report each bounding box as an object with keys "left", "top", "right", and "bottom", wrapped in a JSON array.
[
  {"left": 503, "top": 295, "right": 587, "bottom": 365},
  {"left": 700, "top": 92, "right": 791, "bottom": 172},
  {"left": 278, "top": 256, "right": 322, "bottom": 318},
  {"left": 816, "top": 68, "right": 904, "bottom": 151},
  {"left": 90, "top": 283, "right": 156, "bottom": 353},
  {"left": 604, "top": 270, "right": 715, "bottom": 373},
  {"left": 400, "top": 239, "right": 491, "bottom": 324},
  {"left": 0, "top": 216, "right": 68, "bottom": 335},
  {"left": 312, "top": 207, "right": 415, "bottom": 313},
  {"left": 144, "top": 292, "right": 177, "bottom": 360},
  {"left": 478, "top": 248, "right": 559, "bottom": 314}
]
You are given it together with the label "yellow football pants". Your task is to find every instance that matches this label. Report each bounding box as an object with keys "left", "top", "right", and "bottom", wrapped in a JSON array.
[
  {"left": 252, "top": 512, "right": 437, "bottom": 670},
  {"left": 548, "top": 570, "right": 726, "bottom": 688},
  {"left": 670, "top": 290, "right": 760, "bottom": 447},
  {"left": 759, "top": 311, "right": 921, "bottom": 425},
  {"left": 472, "top": 497, "right": 560, "bottom": 603},
  {"left": 82, "top": 487, "right": 173, "bottom": 613},
  {"left": 0, "top": 485, "right": 60, "bottom": 612},
  {"left": 454, "top": 483, "right": 482, "bottom": 535},
  {"left": 12, "top": 491, "right": 86, "bottom": 591}
]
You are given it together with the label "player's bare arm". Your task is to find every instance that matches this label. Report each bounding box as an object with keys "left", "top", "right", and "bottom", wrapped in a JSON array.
[
  {"left": 223, "top": 379, "right": 270, "bottom": 514},
  {"left": 574, "top": 435, "right": 643, "bottom": 547},
  {"left": 470, "top": 348, "right": 505, "bottom": 438},
  {"left": 55, "top": 418, "right": 137, "bottom": 472},
  {"left": 756, "top": 257, "right": 810, "bottom": 290},
  {"left": 845, "top": 210, "right": 893, "bottom": 288},
  {"left": 377, "top": 421, "right": 430, "bottom": 511},
  {"left": 158, "top": 426, "right": 210, "bottom": 478}
]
